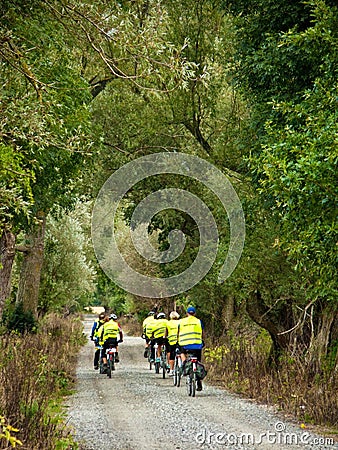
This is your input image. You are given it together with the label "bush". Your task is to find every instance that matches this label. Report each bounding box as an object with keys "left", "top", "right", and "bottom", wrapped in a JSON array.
[
  {"left": 1, "top": 302, "right": 37, "bottom": 334},
  {"left": 0, "top": 314, "right": 85, "bottom": 449}
]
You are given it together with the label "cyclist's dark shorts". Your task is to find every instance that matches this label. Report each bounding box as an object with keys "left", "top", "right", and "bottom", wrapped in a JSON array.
[
  {"left": 178, "top": 346, "right": 202, "bottom": 362},
  {"left": 152, "top": 337, "right": 168, "bottom": 351},
  {"left": 103, "top": 337, "right": 118, "bottom": 354},
  {"left": 168, "top": 343, "right": 178, "bottom": 360}
]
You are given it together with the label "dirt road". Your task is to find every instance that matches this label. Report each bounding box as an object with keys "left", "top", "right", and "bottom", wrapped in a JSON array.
[{"left": 66, "top": 316, "right": 337, "bottom": 449}]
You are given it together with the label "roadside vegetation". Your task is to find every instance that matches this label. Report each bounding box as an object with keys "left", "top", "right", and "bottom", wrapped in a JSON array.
[
  {"left": 0, "top": 312, "right": 85, "bottom": 449},
  {"left": 0, "top": 0, "right": 337, "bottom": 445}
]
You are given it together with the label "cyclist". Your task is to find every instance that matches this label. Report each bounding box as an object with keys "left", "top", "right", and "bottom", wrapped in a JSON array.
[
  {"left": 142, "top": 311, "right": 155, "bottom": 358},
  {"left": 144, "top": 312, "right": 158, "bottom": 362},
  {"left": 90, "top": 312, "right": 106, "bottom": 370},
  {"left": 165, "top": 311, "right": 180, "bottom": 376},
  {"left": 100, "top": 313, "right": 123, "bottom": 371},
  {"left": 177, "top": 306, "right": 204, "bottom": 391},
  {"left": 110, "top": 313, "right": 123, "bottom": 362},
  {"left": 151, "top": 312, "right": 168, "bottom": 365}
]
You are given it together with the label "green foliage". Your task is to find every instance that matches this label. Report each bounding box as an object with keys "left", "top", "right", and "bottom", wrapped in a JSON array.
[
  {"left": 250, "top": 2, "right": 338, "bottom": 299},
  {"left": 0, "top": 0, "right": 95, "bottom": 234},
  {"left": 39, "top": 208, "right": 96, "bottom": 315},
  {"left": 1, "top": 302, "right": 37, "bottom": 334}
]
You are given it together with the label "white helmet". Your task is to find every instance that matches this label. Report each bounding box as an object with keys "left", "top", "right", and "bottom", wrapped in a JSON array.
[{"left": 157, "top": 312, "right": 166, "bottom": 319}]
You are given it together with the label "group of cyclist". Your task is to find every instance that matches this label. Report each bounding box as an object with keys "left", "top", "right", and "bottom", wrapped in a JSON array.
[
  {"left": 142, "top": 306, "right": 205, "bottom": 391},
  {"left": 90, "top": 305, "right": 205, "bottom": 390},
  {"left": 90, "top": 312, "right": 123, "bottom": 372}
]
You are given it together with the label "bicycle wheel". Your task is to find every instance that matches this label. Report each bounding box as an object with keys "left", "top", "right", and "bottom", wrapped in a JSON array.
[
  {"left": 107, "top": 359, "right": 112, "bottom": 378},
  {"left": 191, "top": 372, "right": 196, "bottom": 397},
  {"left": 173, "top": 361, "right": 178, "bottom": 386},
  {"left": 186, "top": 374, "right": 192, "bottom": 396},
  {"left": 155, "top": 361, "right": 160, "bottom": 374},
  {"left": 162, "top": 352, "right": 166, "bottom": 379},
  {"left": 177, "top": 371, "right": 181, "bottom": 387},
  {"left": 111, "top": 355, "right": 115, "bottom": 371}
]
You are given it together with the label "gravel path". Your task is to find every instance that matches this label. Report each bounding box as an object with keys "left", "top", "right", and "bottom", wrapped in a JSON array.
[{"left": 66, "top": 317, "right": 338, "bottom": 450}]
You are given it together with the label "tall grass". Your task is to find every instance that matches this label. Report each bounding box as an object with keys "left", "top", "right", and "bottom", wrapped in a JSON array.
[
  {"left": 205, "top": 330, "right": 338, "bottom": 428},
  {"left": 0, "top": 314, "right": 85, "bottom": 449}
]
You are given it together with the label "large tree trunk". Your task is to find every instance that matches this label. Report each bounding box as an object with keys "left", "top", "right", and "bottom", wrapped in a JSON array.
[
  {"left": 16, "top": 212, "right": 46, "bottom": 318},
  {"left": 307, "top": 306, "right": 338, "bottom": 375},
  {"left": 246, "top": 290, "right": 295, "bottom": 364},
  {"left": 0, "top": 228, "right": 16, "bottom": 317}
]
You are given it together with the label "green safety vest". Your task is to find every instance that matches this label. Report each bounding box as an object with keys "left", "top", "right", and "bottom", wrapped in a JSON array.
[
  {"left": 101, "top": 320, "right": 119, "bottom": 342},
  {"left": 166, "top": 320, "right": 179, "bottom": 345},
  {"left": 178, "top": 316, "right": 202, "bottom": 346},
  {"left": 153, "top": 318, "right": 168, "bottom": 339}
]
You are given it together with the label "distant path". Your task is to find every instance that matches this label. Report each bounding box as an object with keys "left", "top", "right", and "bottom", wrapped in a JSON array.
[{"left": 66, "top": 316, "right": 337, "bottom": 449}]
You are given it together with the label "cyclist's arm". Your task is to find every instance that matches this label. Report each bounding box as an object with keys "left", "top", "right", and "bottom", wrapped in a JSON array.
[
  {"left": 90, "top": 321, "right": 97, "bottom": 339},
  {"left": 99, "top": 325, "right": 105, "bottom": 344},
  {"left": 200, "top": 320, "right": 205, "bottom": 342}
]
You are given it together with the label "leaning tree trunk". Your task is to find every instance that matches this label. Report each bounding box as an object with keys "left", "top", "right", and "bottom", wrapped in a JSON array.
[
  {"left": 0, "top": 228, "right": 16, "bottom": 317},
  {"left": 246, "top": 290, "right": 296, "bottom": 364},
  {"left": 16, "top": 212, "right": 46, "bottom": 318}
]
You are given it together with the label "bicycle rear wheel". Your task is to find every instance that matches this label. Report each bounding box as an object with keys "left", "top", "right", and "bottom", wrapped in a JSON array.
[
  {"left": 173, "top": 362, "right": 178, "bottom": 386},
  {"left": 162, "top": 354, "right": 166, "bottom": 379},
  {"left": 107, "top": 359, "right": 112, "bottom": 378},
  {"left": 177, "top": 365, "right": 182, "bottom": 387},
  {"left": 191, "top": 372, "right": 196, "bottom": 397},
  {"left": 186, "top": 374, "right": 192, "bottom": 396},
  {"left": 111, "top": 355, "right": 115, "bottom": 371},
  {"left": 155, "top": 361, "right": 160, "bottom": 374}
]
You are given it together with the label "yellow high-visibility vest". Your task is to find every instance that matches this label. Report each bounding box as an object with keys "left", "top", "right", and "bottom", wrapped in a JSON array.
[
  {"left": 143, "top": 315, "right": 154, "bottom": 333},
  {"left": 153, "top": 318, "right": 168, "bottom": 339},
  {"left": 145, "top": 317, "right": 157, "bottom": 339},
  {"left": 101, "top": 320, "right": 119, "bottom": 342},
  {"left": 166, "top": 320, "right": 179, "bottom": 345},
  {"left": 178, "top": 316, "right": 202, "bottom": 346},
  {"left": 93, "top": 319, "right": 105, "bottom": 338}
]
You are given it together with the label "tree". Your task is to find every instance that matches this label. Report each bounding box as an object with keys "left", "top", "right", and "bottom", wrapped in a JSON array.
[
  {"left": 39, "top": 210, "right": 96, "bottom": 315},
  {"left": 0, "top": 0, "right": 95, "bottom": 317},
  {"left": 223, "top": 0, "right": 338, "bottom": 365}
]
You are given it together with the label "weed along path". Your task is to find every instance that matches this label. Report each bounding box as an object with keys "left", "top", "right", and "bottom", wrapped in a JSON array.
[{"left": 66, "top": 316, "right": 338, "bottom": 450}]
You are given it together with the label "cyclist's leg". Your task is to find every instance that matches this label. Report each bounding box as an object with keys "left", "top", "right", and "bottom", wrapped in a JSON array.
[
  {"left": 168, "top": 344, "right": 175, "bottom": 373},
  {"left": 150, "top": 339, "right": 155, "bottom": 361},
  {"left": 94, "top": 348, "right": 100, "bottom": 369}
]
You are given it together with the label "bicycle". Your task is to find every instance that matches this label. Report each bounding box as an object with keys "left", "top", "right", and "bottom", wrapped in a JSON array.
[
  {"left": 153, "top": 341, "right": 160, "bottom": 374},
  {"left": 159, "top": 344, "right": 169, "bottom": 379},
  {"left": 106, "top": 344, "right": 117, "bottom": 378},
  {"left": 146, "top": 343, "right": 154, "bottom": 370},
  {"left": 173, "top": 347, "right": 182, "bottom": 387},
  {"left": 98, "top": 346, "right": 105, "bottom": 374},
  {"left": 185, "top": 353, "right": 199, "bottom": 397}
]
